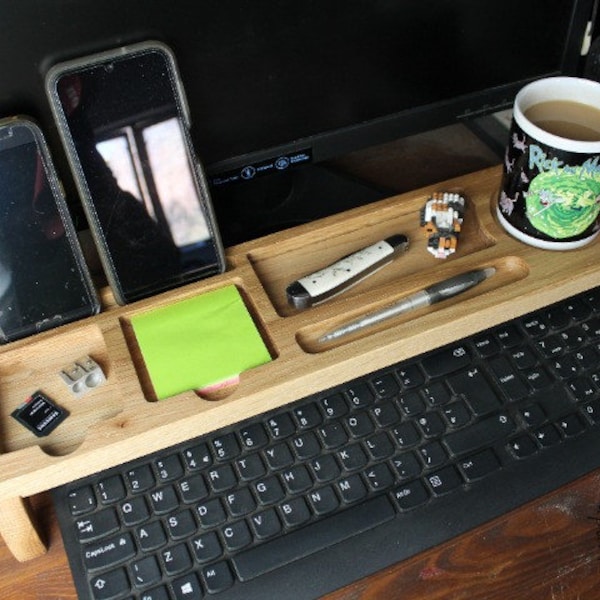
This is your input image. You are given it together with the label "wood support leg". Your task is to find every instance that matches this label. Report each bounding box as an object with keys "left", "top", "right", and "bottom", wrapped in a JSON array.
[{"left": 0, "top": 497, "right": 47, "bottom": 562}]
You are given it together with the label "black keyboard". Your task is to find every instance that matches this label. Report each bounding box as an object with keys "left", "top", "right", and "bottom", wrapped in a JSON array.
[{"left": 53, "top": 286, "right": 600, "bottom": 600}]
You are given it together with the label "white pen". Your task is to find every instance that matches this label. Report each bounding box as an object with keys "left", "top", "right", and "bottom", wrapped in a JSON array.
[{"left": 318, "top": 267, "right": 496, "bottom": 343}]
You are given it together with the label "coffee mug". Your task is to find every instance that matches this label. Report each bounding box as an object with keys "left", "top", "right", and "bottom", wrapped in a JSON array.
[{"left": 497, "top": 76, "right": 600, "bottom": 250}]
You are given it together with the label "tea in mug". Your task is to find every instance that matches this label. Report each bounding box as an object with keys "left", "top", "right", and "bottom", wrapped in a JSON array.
[{"left": 524, "top": 99, "right": 600, "bottom": 142}]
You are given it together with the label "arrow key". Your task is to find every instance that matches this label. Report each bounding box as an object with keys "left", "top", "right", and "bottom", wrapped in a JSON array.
[{"left": 534, "top": 424, "right": 561, "bottom": 448}]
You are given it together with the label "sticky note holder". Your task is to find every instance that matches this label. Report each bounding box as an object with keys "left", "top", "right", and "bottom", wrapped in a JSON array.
[{"left": 130, "top": 285, "right": 272, "bottom": 400}]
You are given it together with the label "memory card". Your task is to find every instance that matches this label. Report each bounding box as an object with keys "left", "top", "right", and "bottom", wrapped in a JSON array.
[{"left": 11, "top": 391, "right": 68, "bottom": 437}]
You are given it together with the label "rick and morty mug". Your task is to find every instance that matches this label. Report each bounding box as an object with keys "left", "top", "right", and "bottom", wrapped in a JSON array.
[{"left": 497, "top": 76, "right": 600, "bottom": 250}]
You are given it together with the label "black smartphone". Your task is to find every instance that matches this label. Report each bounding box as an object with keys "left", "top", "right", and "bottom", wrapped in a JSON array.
[
  {"left": 46, "top": 41, "right": 226, "bottom": 304},
  {"left": 0, "top": 116, "right": 99, "bottom": 343}
]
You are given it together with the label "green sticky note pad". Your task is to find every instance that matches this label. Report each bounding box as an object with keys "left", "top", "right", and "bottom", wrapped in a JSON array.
[{"left": 130, "top": 285, "right": 272, "bottom": 399}]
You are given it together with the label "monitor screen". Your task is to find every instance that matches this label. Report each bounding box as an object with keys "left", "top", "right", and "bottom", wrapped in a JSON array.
[{"left": 0, "top": 0, "right": 595, "bottom": 245}]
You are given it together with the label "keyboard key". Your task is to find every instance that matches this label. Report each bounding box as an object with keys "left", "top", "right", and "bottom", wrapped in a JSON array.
[
  {"left": 459, "top": 449, "right": 501, "bottom": 481},
  {"left": 291, "top": 431, "right": 321, "bottom": 459},
  {"left": 84, "top": 532, "right": 136, "bottom": 571},
  {"left": 293, "top": 403, "right": 322, "bottom": 429},
  {"left": 76, "top": 508, "right": 119, "bottom": 542},
  {"left": 392, "top": 422, "right": 421, "bottom": 448},
  {"left": 240, "top": 423, "right": 269, "bottom": 449},
  {"left": 172, "top": 573, "right": 203, "bottom": 600},
  {"left": 126, "top": 465, "right": 155, "bottom": 493},
  {"left": 473, "top": 333, "right": 500, "bottom": 358},
  {"left": 202, "top": 560, "right": 234, "bottom": 594},
  {"left": 192, "top": 531, "right": 223, "bottom": 563},
  {"left": 320, "top": 393, "right": 349, "bottom": 418},
  {"left": 97, "top": 475, "right": 126, "bottom": 505},
  {"left": 68, "top": 485, "right": 96, "bottom": 516},
  {"left": 207, "top": 464, "right": 237, "bottom": 492},
  {"left": 445, "top": 413, "right": 516, "bottom": 456},
  {"left": 250, "top": 508, "right": 282, "bottom": 539},
  {"left": 422, "top": 381, "right": 452, "bottom": 407},
  {"left": 150, "top": 486, "right": 179, "bottom": 515},
  {"left": 155, "top": 454, "right": 183, "bottom": 482},
  {"left": 393, "top": 479, "right": 430, "bottom": 511},
  {"left": 426, "top": 465, "right": 463, "bottom": 495},
  {"left": 495, "top": 324, "right": 523, "bottom": 348},
  {"left": 337, "top": 474, "right": 367, "bottom": 504},
  {"left": 266, "top": 413, "right": 295, "bottom": 440},
  {"left": 370, "top": 373, "right": 399, "bottom": 398},
  {"left": 310, "top": 454, "right": 341, "bottom": 483},
  {"left": 212, "top": 433, "right": 241, "bottom": 461},
  {"left": 371, "top": 401, "right": 401, "bottom": 427},
  {"left": 308, "top": 485, "right": 340, "bottom": 516},
  {"left": 345, "top": 412, "right": 374, "bottom": 438},
  {"left": 141, "top": 585, "right": 170, "bottom": 600},
  {"left": 397, "top": 392, "right": 426, "bottom": 416},
  {"left": 281, "top": 465, "right": 313, "bottom": 494},
  {"left": 161, "top": 543, "right": 192, "bottom": 575},
  {"left": 222, "top": 520, "right": 252, "bottom": 551},
  {"left": 236, "top": 453, "right": 267, "bottom": 481},
  {"left": 338, "top": 444, "right": 368, "bottom": 471},
  {"left": 417, "top": 412, "right": 446, "bottom": 438},
  {"left": 510, "top": 346, "right": 538, "bottom": 370},
  {"left": 396, "top": 364, "right": 425, "bottom": 389},
  {"left": 418, "top": 441, "right": 448, "bottom": 470},
  {"left": 264, "top": 443, "right": 294, "bottom": 470},
  {"left": 233, "top": 495, "right": 394, "bottom": 581},
  {"left": 534, "top": 424, "right": 561, "bottom": 447},
  {"left": 489, "top": 356, "right": 529, "bottom": 401},
  {"left": 421, "top": 344, "right": 471, "bottom": 378},
  {"left": 443, "top": 401, "right": 471, "bottom": 429},
  {"left": 280, "top": 497, "right": 311, "bottom": 527},
  {"left": 346, "top": 383, "right": 375, "bottom": 408},
  {"left": 364, "top": 462, "right": 395, "bottom": 491},
  {"left": 183, "top": 443, "right": 212, "bottom": 471},
  {"left": 224, "top": 487, "right": 256, "bottom": 517},
  {"left": 131, "top": 555, "right": 161, "bottom": 588},
  {"left": 137, "top": 521, "right": 167, "bottom": 552},
  {"left": 167, "top": 509, "right": 197, "bottom": 540},
  {"left": 391, "top": 452, "right": 422, "bottom": 480},
  {"left": 254, "top": 476, "right": 285, "bottom": 506},
  {"left": 508, "top": 435, "right": 538, "bottom": 459},
  {"left": 120, "top": 496, "right": 150, "bottom": 526},
  {"left": 179, "top": 473, "right": 208, "bottom": 503},
  {"left": 197, "top": 498, "right": 227, "bottom": 527},
  {"left": 557, "top": 413, "right": 586, "bottom": 437},
  {"left": 90, "top": 568, "right": 130, "bottom": 600},
  {"left": 448, "top": 368, "right": 502, "bottom": 416}
]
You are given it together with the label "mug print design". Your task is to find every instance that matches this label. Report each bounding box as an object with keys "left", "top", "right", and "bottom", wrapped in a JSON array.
[{"left": 500, "top": 122, "right": 600, "bottom": 241}]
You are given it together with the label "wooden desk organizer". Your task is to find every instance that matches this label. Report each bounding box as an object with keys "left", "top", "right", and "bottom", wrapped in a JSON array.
[{"left": 1, "top": 165, "right": 599, "bottom": 561}]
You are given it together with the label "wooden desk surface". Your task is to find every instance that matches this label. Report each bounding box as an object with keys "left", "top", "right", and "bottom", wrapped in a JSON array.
[{"left": 2, "top": 130, "right": 600, "bottom": 599}]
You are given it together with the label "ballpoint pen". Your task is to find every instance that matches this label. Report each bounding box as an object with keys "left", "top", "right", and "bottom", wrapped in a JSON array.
[{"left": 318, "top": 267, "right": 496, "bottom": 343}]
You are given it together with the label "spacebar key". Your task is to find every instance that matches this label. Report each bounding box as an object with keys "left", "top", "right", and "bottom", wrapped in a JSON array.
[{"left": 233, "top": 495, "right": 395, "bottom": 581}]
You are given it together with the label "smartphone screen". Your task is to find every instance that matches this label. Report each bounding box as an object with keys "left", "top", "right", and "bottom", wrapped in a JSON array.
[
  {"left": 0, "top": 117, "right": 99, "bottom": 343},
  {"left": 46, "top": 42, "right": 226, "bottom": 304}
]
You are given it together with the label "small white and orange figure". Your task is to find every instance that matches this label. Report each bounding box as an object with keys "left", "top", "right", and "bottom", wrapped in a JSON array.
[{"left": 420, "top": 192, "right": 465, "bottom": 258}]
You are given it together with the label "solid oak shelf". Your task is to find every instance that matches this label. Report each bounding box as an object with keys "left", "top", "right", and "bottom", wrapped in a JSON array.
[{"left": 1, "top": 164, "right": 599, "bottom": 561}]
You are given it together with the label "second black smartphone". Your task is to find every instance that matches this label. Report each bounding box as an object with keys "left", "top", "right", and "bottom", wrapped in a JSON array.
[
  {"left": 0, "top": 116, "right": 99, "bottom": 342},
  {"left": 46, "top": 41, "right": 226, "bottom": 304}
]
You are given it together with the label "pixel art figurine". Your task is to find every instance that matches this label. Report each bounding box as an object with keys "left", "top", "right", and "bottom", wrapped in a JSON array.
[{"left": 420, "top": 192, "right": 465, "bottom": 258}]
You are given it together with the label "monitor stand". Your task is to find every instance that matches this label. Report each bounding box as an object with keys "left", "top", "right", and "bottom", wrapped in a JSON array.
[{"left": 209, "top": 163, "right": 392, "bottom": 247}]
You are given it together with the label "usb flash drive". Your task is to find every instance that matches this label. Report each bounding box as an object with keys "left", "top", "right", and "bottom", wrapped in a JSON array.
[{"left": 286, "top": 233, "right": 409, "bottom": 310}]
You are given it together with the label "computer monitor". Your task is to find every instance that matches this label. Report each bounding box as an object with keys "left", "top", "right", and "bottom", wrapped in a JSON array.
[{"left": 0, "top": 0, "right": 595, "bottom": 245}]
